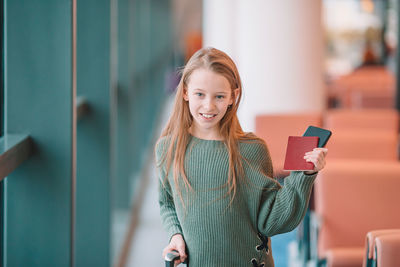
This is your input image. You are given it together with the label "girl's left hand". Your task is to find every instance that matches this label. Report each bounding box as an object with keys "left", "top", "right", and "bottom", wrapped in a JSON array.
[{"left": 303, "top": 148, "right": 328, "bottom": 175}]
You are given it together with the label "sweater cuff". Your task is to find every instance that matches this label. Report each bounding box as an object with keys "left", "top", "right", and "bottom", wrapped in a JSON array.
[
  {"left": 285, "top": 171, "right": 318, "bottom": 192},
  {"left": 168, "top": 225, "right": 183, "bottom": 242}
]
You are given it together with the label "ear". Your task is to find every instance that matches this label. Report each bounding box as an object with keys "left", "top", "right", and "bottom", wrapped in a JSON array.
[
  {"left": 183, "top": 89, "right": 189, "bottom": 101},
  {"left": 229, "top": 88, "right": 239, "bottom": 105}
]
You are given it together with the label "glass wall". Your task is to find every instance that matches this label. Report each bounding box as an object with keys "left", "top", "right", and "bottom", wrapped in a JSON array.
[
  {"left": 1, "top": 0, "right": 175, "bottom": 265},
  {"left": 323, "top": 0, "right": 397, "bottom": 110},
  {"left": 111, "top": 0, "right": 174, "bottom": 263},
  {"left": 0, "top": 0, "right": 4, "bottom": 263},
  {"left": 324, "top": 0, "right": 396, "bottom": 76}
]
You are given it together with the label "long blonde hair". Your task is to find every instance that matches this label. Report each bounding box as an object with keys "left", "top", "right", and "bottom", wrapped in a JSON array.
[{"left": 157, "top": 47, "right": 269, "bottom": 207}]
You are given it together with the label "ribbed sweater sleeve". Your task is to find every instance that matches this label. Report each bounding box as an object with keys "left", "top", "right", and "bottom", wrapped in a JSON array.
[
  {"left": 155, "top": 138, "right": 183, "bottom": 241},
  {"left": 257, "top": 171, "right": 317, "bottom": 237},
  {"left": 158, "top": 179, "right": 183, "bottom": 240}
]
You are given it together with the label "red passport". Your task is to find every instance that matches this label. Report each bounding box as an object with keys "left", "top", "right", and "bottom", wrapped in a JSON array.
[{"left": 283, "top": 136, "right": 319, "bottom": 171}]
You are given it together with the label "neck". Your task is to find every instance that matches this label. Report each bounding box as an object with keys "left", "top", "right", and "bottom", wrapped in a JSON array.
[{"left": 188, "top": 126, "right": 223, "bottom": 140}]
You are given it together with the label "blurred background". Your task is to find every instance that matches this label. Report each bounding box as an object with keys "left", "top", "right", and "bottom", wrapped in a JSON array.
[{"left": 1, "top": 0, "right": 400, "bottom": 266}]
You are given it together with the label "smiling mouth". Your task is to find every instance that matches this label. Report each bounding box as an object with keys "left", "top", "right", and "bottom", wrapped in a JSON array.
[{"left": 200, "top": 113, "right": 217, "bottom": 119}]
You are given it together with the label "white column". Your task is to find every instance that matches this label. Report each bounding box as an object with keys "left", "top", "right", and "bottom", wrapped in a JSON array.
[
  {"left": 203, "top": 0, "right": 325, "bottom": 131},
  {"left": 203, "top": 0, "right": 238, "bottom": 61}
]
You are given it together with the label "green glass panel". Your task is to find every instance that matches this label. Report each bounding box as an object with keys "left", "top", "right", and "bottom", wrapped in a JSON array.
[
  {"left": 76, "top": 0, "right": 111, "bottom": 266},
  {"left": 4, "top": 0, "right": 73, "bottom": 265}
]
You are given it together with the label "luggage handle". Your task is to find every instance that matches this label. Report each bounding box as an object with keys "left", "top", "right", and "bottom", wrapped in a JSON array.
[{"left": 164, "top": 250, "right": 188, "bottom": 267}]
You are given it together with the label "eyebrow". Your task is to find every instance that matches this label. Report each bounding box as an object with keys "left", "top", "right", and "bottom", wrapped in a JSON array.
[{"left": 193, "top": 89, "right": 229, "bottom": 94}]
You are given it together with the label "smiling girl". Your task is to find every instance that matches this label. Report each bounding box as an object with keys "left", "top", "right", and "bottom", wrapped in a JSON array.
[{"left": 155, "top": 47, "right": 327, "bottom": 267}]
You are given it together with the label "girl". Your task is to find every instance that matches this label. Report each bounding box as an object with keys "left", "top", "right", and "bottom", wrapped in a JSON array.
[{"left": 155, "top": 47, "right": 327, "bottom": 267}]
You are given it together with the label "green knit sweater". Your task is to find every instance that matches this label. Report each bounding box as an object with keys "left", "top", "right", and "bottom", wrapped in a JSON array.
[{"left": 156, "top": 135, "right": 317, "bottom": 267}]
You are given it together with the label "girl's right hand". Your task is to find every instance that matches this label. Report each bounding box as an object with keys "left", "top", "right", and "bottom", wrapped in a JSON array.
[{"left": 163, "top": 234, "right": 187, "bottom": 266}]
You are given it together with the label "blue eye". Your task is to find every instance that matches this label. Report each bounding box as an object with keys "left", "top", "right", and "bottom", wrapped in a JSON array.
[
  {"left": 216, "top": 95, "right": 225, "bottom": 99},
  {"left": 195, "top": 92, "right": 203, "bottom": 97}
]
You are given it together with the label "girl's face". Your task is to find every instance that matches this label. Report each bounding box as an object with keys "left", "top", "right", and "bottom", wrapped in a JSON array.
[{"left": 183, "top": 68, "right": 234, "bottom": 140}]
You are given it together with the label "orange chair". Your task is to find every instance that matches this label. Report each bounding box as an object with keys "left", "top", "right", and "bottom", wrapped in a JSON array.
[
  {"left": 363, "top": 229, "right": 400, "bottom": 267},
  {"left": 326, "top": 130, "right": 398, "bottom": 161},
  {"left": 341, "top": 85, "right": 394, "bottom": 109},
  {"left": 374, "top": 233, "right": 400, "bottom": 267},
  {"left": 328, "top": 66, "right": 395, "bottom": 109},
  {"left": 313, "top": 160, "right": 400, "bottom": 267},
  {"left": 349, "top": 89, "right": 394, "bottom": 109},
  {"left": 255, "top": 113, "right": 322, "bottom": 177},
  {"left": 323, "top": 109, "right": 399, "bottom": 133},
  {"left": 323, "top": 109, "right": 399, "bottom": 161},
  {"left": 325, "top": 248, "right": 365, "bottom": 267}
]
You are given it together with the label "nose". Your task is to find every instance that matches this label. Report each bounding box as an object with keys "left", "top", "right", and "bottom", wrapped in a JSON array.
[{"left": 203, "top": 97, "right": 215, "bottom": 110}]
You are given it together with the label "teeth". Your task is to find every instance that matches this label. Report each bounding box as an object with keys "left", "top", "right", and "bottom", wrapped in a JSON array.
[{"left": 201, "top": 113, "right": 215, "bottom": 118}]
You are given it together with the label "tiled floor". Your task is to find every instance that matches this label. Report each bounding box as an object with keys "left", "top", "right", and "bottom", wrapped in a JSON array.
[
  {"left": 126, "top": 96, "right": 174, "bottom": 267},
  {"left": 126, "top": 162, "right": 169, "bottom": 266}
]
